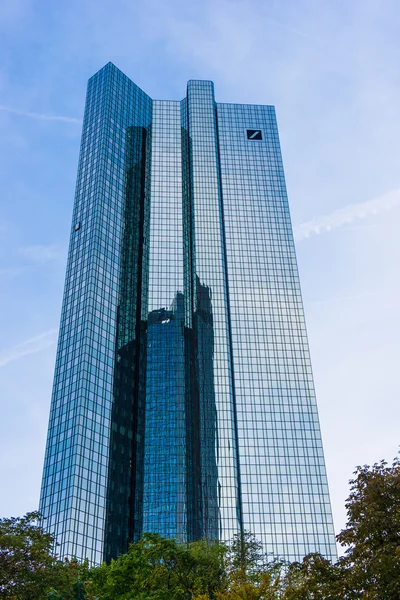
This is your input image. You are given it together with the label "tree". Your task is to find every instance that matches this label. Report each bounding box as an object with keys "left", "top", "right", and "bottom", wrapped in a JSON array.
[
  {"left": 278, "top": 456, "right": 400, "bottom": 599},
  {"left": 187, "top": 538, "right": 228, "bottom": 598},
  {"left": 336, "top": 456, "right": 400, "bottom": 599},
  {"left": 281, "top": 553, "right": 342, "bottom": 599},
  {"left": 47, "top": 558, "right": 90, "bottom": 600},
  {"left": 219, "top": 530, "right": 282, "bottom": 600},
  {"left": 4, "top": 456, "right": 400, "bottom": 599},
  {"left": 47, "top": 578, "right": 87, "bottom": 600},
  {"left": 88, "top": 533, "right": 227, "bottom": 600},
  {"left": 225, "top": 530, "right": 267, "bottom": 585},
  {"left": 0, "top": 511, "right": 57, "bottom": 599},
  {"left": 0, "top": 511, "right": 90, "bottom": 599}
]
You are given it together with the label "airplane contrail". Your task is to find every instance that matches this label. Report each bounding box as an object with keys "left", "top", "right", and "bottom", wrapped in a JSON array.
[
  {"left": 294, "top": 188, "right": 400, "bottom": 241},
  {"left": 0, "top": 329, "right": 58, "bottom": 368},
  {"left": 0, "top": 105, "right": 82, "bottom": 124}
]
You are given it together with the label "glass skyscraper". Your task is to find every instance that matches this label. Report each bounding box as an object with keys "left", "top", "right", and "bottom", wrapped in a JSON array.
[{"left": 39, "top": 63, "right": 337, "bottom": 565}]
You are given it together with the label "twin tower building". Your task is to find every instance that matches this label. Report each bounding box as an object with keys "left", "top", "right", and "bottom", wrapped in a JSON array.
[{"left": 40, "top": 63, "right": 336, "bottom": 565}]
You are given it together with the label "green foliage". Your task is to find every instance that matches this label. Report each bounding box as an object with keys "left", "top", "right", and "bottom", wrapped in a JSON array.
[
  {"left": 336, "top": 456, "right": 400, "bottom": 599},
  {"left": 225, "top": 530, "right": 266, "bottom": 584},
  {"left": 88, "top": 530, "right": 284, "bottom": 600},
  {"left": 0, "top": 511, "right": 57, "bottom": 599},
  {"left": 88, "top": 533, "right": 227, "bottom": 600},
  {"left": 0, "top": 512, "right": 89, "bottom": 599},
  {"left": 279, "top": 455, "right": 400, "bottom": 599},
  {"left": 216, "top": 573, "right": 280, "bottom": 600},
  {"left": 281, "top": 553, "right": 342, "bottom": 599},
  {"left": 46, "top": 558, "right": 90, "bottom": 599},
  {"left": 222, "top": 529, "right": 283, "bottom": 599},
  {"left": 2, "top": 455, "right": 400, "bottom": 599},
  {"left": 47, "top": 577, "right": 87, "bottom": 600}
]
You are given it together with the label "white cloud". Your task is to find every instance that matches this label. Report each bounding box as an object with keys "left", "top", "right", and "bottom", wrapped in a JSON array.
[
  {"left": 294, "top": 188, "right": 400, "bottom": 241},
  {"left": 0, "top": 105, "right": 81, "bottom": 124},
  {"left": 0, "top": 265, "right": 32, "bottom": 278},
  {"left": 0, "top": 329, "right": 58, "bottom": 368},
  {"left": 18, "top": 245, "right": 60, "bottom": 263}
]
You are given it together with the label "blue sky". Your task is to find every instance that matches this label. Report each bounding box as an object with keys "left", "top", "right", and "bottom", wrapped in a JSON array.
[{"left": 1, "top": 0, "right": 400, "bottom": 548}]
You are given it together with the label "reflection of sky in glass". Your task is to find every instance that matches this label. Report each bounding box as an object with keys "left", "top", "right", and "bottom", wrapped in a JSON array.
[
  {"left": 148, "top": 101, "right": 183, "bottom": 312},
  {"left": 39, "top": 64, "right": 153, "bottom": 565},
  {"left": 218, "top": 103, "right": 336, "bottom": 561}
]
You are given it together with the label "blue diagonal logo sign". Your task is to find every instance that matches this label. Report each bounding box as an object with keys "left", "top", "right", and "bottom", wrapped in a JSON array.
[{"left": 247, "top": 129, "right": 262, "bottom": 140}]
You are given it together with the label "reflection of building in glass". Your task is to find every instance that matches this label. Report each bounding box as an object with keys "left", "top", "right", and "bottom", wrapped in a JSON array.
[
  {"left": 142, "top": 281, "right": 219, "bottom": 543},
  {"left": 40, "top": 63, "right": 337, "bottom": 565},
  {"left": 193, "top": 278, "right": 219, "bottom": 542},
  {"left": 143, "top": 293, "right": 187, "bottom": 539}
]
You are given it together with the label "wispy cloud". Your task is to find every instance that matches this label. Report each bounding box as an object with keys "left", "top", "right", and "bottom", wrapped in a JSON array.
[
  {"left": 310, "top": 291, "right": 379, "bottom": 306},
  {"left": 0, "top": 265, "right": 33, "bottom": 279},
  {"left": 267, "top": 16, "right": 309, "bottom": 39},
  {"left": 0, "top": 329, "right": 58, "bottom": 368},
  {"left": 0, "top": 105, "right": 82, "bottom": 124},
  {"left": 18, "top": 245, "right": 60, "bottom": 263},
  {"left": 294, "top": 188, "right": 400, "bottom": 241}
]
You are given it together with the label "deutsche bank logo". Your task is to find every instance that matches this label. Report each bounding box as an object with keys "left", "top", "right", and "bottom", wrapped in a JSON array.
[{"left": 246, "top": 129, "right": 262, "bottom": 140}]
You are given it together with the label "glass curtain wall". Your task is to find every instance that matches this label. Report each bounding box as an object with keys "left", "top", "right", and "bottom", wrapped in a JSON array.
[
  {"left": 40, "top": 64, "right": 336, "bottom": 565},
  {"left": 40, "top": 64, "right": 152, "bottom": 565},
  {"left": 217, "top": 103, "right": 336, "bottom": 562}
]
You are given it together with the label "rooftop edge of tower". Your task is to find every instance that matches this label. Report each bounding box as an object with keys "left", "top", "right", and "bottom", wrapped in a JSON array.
[
  {"left": 88, "top": 65, "right": 274, "bottom": 108},
  {"left": 88, "top": 62, "right": 153, "bottom": 103},
  {"left": 187, "top": 79, "right": 214, "bottom": 86}
]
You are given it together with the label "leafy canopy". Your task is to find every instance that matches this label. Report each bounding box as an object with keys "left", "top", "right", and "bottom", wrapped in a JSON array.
[
  {"left": 2, "top": 455, "right": 400, "bottom": 599},
  {"left": 0, "top": 511, "right": 89, "bottom": 599}
]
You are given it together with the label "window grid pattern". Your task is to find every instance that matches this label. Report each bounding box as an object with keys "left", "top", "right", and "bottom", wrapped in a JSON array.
[
  {"left": 217, "top": 102, "right": 336, "bottom": 562},
  {"left": 40, "top": 66, "right": 336, "bottom": 565},
  {"left": 185, "top": 81, "right": 241, "bottom": 541},
  {"left": 142, "top": 101, "right": 187, "bottom": 539},
  {"left": 39, "top": 63, "right": 152, "bottom": 564}
]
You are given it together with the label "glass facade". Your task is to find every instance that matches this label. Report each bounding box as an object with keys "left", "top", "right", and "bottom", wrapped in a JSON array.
[{"left": 40, "top": 62, "right": 336, "bottom": 565}]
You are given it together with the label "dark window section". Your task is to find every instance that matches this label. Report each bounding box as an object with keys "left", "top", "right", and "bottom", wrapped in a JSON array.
[{"left": 74, "top": 222, "right": 81, "bottom": 231}]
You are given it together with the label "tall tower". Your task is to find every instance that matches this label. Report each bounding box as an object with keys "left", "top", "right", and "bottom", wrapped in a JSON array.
[{"left": 40, "top": 63, "right": 336, "bottom": 565}]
